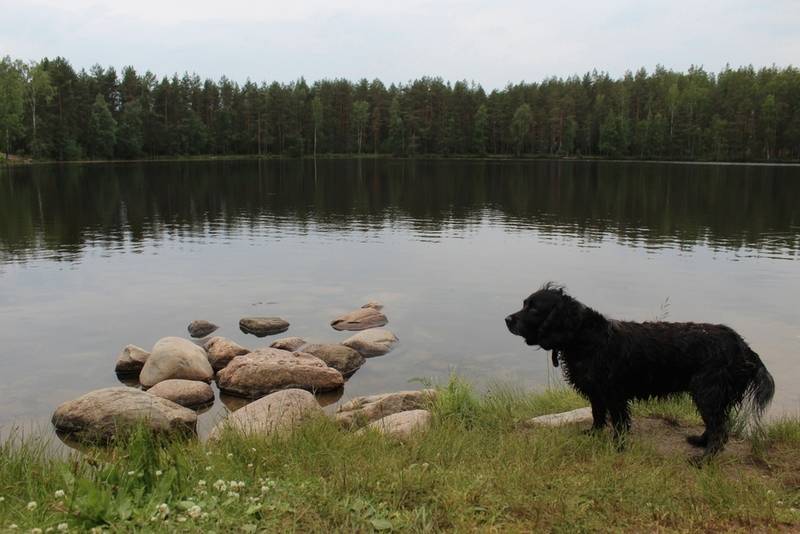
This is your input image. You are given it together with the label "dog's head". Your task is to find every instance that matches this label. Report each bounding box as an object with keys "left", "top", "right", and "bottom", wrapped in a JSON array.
[{"left": 505, "top": 283, "right": 586, "bottom": 350}]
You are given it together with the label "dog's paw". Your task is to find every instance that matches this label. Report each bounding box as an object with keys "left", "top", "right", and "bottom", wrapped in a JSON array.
[{"left": 686, "top": 434, "right": 707, "bottom": 448}]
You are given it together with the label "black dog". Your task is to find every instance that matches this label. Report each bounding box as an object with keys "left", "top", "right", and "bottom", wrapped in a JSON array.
[{"left": 505, "top": 283, "right": 775, "bottom": 461}]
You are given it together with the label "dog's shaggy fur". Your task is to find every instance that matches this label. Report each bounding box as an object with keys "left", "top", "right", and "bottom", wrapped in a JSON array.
[{"left": 505, "top": 283, "right": 775, "bottom": 461}]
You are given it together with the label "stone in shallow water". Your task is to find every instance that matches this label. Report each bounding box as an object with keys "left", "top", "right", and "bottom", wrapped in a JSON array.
[
  {"left": 51, "top": 387, "right": 197, "bottom": 443},
  {"left": 524, "top": 407, "right": 593, "bottom": 428},
  {"left": 335, "top": 389, "right": 436, "bottom": 428},
  {"left": 360, "top": 409, "right": 431, "bottom": 440},
  {"left": 330, "top": 304, "right": 388, "bottom": 331},
  {"left": 209, "top": 389, "right": 322, "bottom": 440},
  {"left": 147, "top": 379, "right": 215, "bottom": 408},
  {"left": 216, "top": 348, "right": 344, "bottom": 399},
  {"left": 204, "top": 336, "right": 249, "bottom": 371},
  {"left": 239, "top": 317, "right": 290, "bottom": 337},
  {"left": 139, "top": 337, "right": 214, "bottom": 387},
  {"left": 299, "top": 343, "right": 365, "bottom": 377},
  {"left": 341, "top": 328, "right": 399, "bottom": 357},
  {"left": 187, "top": 320, "right": 219, "bottom": 338},
  {"left": 114, "top": 344, "right": 151, "bottom": 375},
  {"left": 270, "top": 337, "right": 307, "bottom": 352}
]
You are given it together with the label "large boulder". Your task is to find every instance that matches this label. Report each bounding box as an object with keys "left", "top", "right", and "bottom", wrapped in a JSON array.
[
  {"left": 187, "top": 320, "right": 219, "bottom": 338},
  {"left": 139, "top": 337, "right": 214, "bottom": 387},
  {"left": 300, "top": 343, "right": 365, "bottom": 377},
  {"left": 361, "top": 410, "right": 431, "bottom": 441},
  {"left": 204, "top": 336, "right": 249, "bottom": 370},
  {"left": 330, "top": 303, "right": 388, "bottom": 331},
  {"left": 209, "top": 389, "right": 322, "bottom": 440},
  {"left": 270, "top": 337, "right": 307, "bottom": 352},
  {"left": 335, "top": 389, "right": 436, "bottom": 428},
  {"left": 216, "top": 348, "right": 344, "bottom": 399},
  {"left": 239, "top": 317, "right": 290, "bottom": 337},
  {"left": 147, "top": 379, "right": 215, "bottom": 408},
  {"left": 114, "top": 344, "right": 150, "bottom": 375},
  {"left": 51, "top": 387, "right": 197, "bottom": 443},
  {"left": 341, "top": 328, "right": 399, "bottom": 357}
]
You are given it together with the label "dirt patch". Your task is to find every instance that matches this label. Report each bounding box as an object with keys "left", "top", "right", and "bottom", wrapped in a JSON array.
[{"left": 632, "top": 416, "right": 752, "bottom": 460}]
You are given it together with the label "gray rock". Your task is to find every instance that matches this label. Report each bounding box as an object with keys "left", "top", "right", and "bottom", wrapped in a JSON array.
[
  {"left": 341, "top": 328, "right": 399, "bottom": 357},
  {"left": 335, "top": 389, "right": 436, "bottom": 428},
  {"left": 216, "top": 348, "right": 344, "bottom": 399},
  {"left": 524, "top": 407, "right": 593, "bottom": 428},
  {"left": 188, "top": 320, "right": 219, "bottom": 338},
  {"left": 114, "top": 344, "right": 151, "bottom": 375},
  {"left": 299, "top": 343, "right": 365, "bottom": 377},
  {"left": 209, "top": 389, "right": 322, "bottom": 440},
  {"left": 330, "top": 304, "right": 388, "bottom": 331},
  {"left": 139, "top": 337, "right": 214, "bottom": 388},
  {"left": 147, "top": 379, "right": 215, "bottom": 408},
  {"left": 51, "top": 387, "right": 197, "bottom": 443},
  {"left": 204, "top": 336, "right": 249, "bottom": 371},
  {"left": 270, "top": 336, "right": 307, "bottom": 352},
  {"left": 361, "top": 409, "right": 431, "bottom": 440},
  {"left": 239, "top": 317, "right": 290, "bottom": 337}
]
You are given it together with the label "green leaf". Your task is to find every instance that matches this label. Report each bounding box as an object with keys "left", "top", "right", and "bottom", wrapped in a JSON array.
[{"left": 370, "top": 518, "right": 393, "bottom": 531}]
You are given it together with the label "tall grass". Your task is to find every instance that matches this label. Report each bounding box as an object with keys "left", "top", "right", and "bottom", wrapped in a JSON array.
[{"left": 0, "top": 380, "right": 798, "bottom": 532}]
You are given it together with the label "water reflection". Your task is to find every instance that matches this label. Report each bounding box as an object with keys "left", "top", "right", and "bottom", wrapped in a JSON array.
[{"left": 1, "top": 159, "right": 798, "bottom": 264}]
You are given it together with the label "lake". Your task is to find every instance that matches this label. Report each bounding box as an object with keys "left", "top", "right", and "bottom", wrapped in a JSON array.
[{"left": 1, "top": 158, "right": 798, "bottom": 440}]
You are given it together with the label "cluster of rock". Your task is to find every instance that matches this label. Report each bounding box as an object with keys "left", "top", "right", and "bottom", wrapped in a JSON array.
[{"left": 53, "top": 303, "right": 423, "bottom": 443}]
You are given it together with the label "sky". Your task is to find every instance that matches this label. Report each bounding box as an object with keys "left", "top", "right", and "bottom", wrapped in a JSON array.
[{"left": 2, "top": 0, "right": 799, "bottom": 89}]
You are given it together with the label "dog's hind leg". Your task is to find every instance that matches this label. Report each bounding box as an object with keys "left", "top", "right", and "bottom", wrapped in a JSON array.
[{"left": 686, "top": 431, "right": 708, "bottom": 448}]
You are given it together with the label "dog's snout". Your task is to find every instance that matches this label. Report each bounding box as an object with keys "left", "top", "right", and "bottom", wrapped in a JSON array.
[
  {"left": 505, "top": 315, "right": 514, "bottom": 326},
  {"left": 505, "top": 314, "right": 517, "bottom": 333}
]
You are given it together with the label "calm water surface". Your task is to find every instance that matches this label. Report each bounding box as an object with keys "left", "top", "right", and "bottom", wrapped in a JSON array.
[{"left": 1, "top": 159, "right": 798, "bottom": 440}]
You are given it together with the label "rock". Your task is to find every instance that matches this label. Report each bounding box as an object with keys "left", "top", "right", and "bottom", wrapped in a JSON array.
[
  {"left": 525, "top": 407, "right": 593, "bottom": 428},
  {"left": 362, "top": 301, "right": 384, "bottom": 310},
  {"left": 51, "top": 387, "right": 197, "bottom": 442},
  {"left": 147, "top": 379, "right": 215, "bottom": 408},
  {"left": 270, "top": 337, "right": 307, "bottom": 352},
  {"left": 217, "top": 348, "right": 344, "bottom": 399},
  {"left": 114, "top": 344, "right": 151, "bottom": 375},
  {"left": 331, "top": 305, "right": 388, "bottom": 331},
  {"left": 239, "top": 317, "right": 290, "bottom": 337},
  {"left": 139, "top": 337, "right": 214, "bottom": 388},
  {"left": 204, "top": 336, "right": 249, "bottom": 370},
  {"left": 335, "top": 389, "right": 436, "bottom": 428},
  {"left": 187, "top": 320, "right": 219, "bottom": 338},
  {"left": 209, "top": 389, "right": 322, "bottom": 440},
  {"left": 361, "top": 410, "right": 431, "bottom": 440},
  {"left": 299, "top": 343, "right": 365, "bottom": 377},
  {"left": 341, "top": 328, "right": 399, "bottom": 357}
]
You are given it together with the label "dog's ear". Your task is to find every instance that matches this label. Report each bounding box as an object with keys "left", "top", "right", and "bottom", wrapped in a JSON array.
[{"left": 538, "top": 295, "right": 584, "bottom": 350}]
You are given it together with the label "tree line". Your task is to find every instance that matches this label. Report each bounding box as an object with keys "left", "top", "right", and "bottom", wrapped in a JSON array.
[{"left": 1, "top": 56, "right": 799, "bottom": 162}]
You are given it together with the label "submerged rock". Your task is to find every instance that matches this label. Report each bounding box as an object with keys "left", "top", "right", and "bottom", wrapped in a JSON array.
[
  {"left": 114, "top": 344, "right": 151, "bottom": 375},
  {"left": 51, "top": 387, "right": 196, "bottom": 443},
  {"left": 239, "top": 317, "right": 290, "bottom": 337},
  {"left": 341, "top": 328, "right": 399, "bottom": 357},
  {"left": 216, "top": 348, "right": 344, "bottom": 399},
  {"left": 209, "top": 389, "right": 322, "bottom": 440},
  {"left": 361, "top": 409, "right": 431, "bottom": 440},
  {"left": 147, "top": 379, "right": 215, "bottom": 408},
  {"left": 524, "top": 407, "right": 593, "bottom": 428},
  {"left": 187, "top": 320, "right": 219, "bottom": 338},
  {"left": 330, "top": 304, "right": 388, "bottom": 331},
  {"left": 299, "top": 343, "right": 365, "bottom": 377},
  {"left": 270, "top": 336, "right": 307, "bottom": 352},
  {"left": 335, "top": 389, "right": 436, "bottom": 428},
  {"left": 204, "top": 336, "right": 249, "bottom": 371},
  {"left": 139, "top": 337, "right": 214, "bottom": 388}
]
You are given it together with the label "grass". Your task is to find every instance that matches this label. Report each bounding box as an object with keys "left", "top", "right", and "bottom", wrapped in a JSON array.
[{"left": 1, "top": 380, "right": 799, "bottom": 532}]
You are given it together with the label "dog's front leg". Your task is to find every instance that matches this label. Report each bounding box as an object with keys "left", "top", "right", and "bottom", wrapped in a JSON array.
[
  {"left": 585, "top": 396, "right": 608, "bottom": 434},
  {"left": 609, "top": 400, "right": 632, "bottom": 449}
]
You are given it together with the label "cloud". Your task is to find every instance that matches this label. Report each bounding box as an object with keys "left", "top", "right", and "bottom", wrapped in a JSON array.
[{"left": 2, "top": 0, "right": 798, "bottom": 88}]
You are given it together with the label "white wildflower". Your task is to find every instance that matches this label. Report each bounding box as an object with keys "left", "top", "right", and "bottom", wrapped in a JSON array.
[
  {"left": 226, "top": 453, "right": 233, "bottom": 459},
  {"left": 54, "top": 490, "right": 65, "bottom": 499},
  {"left": 8, "top": 525, "right": 18, "bottom": 530},
  {"left": 213, "top": 479, "right": 227, "bottom": 491},
  {"left": 250, "top": 448, "right": 256, "bottom": 452},
  {"left": 31, "top": 529, "right": 43, "bottom": 534},
  {"left": 201, "top": 512, "right": 209, "bottom": 520},
  {"left": 26, "top": 501, "right": 37, "bottom": 511},
  {"left": 187, "top": 505, "right": 202, "bottom": 519},
  {"left": 226, "top": 491, "right": 240, "bottom": 499},
  {"left": 197, "top": 480, "right": 206, "bottom": 487},
  {"left": 205, "top": 466, "right": 212, "bottom": 471},
  {"left": 155, "top": 470, "right": 162, "bottom": 477},
  {"left": 247, "top": 463, "right": 253, "bottom": 468},
  {"left": 176, "top": 516, "right": 186, "bottom": 523},
  {"left": 57, "top": 524, "right": 68, "bottom": 532},
  {"left": 127, "top": 471, "right": 135, "bottom": 476}
]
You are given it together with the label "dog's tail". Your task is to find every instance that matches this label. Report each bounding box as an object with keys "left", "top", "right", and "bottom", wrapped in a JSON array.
[{"left": 742, "top": 351, "right": 775, "bottom": 424}]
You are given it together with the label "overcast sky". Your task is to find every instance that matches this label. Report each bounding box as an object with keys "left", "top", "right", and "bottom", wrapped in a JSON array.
[{"left": 2, "top": 0, "right": 799, "bottom": 89}]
